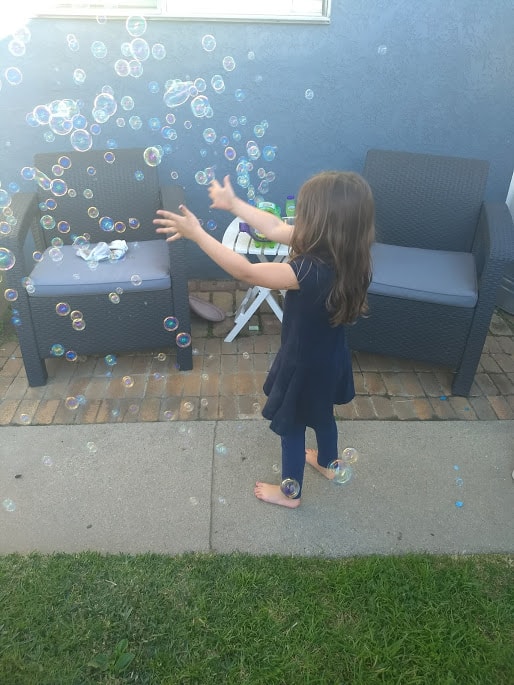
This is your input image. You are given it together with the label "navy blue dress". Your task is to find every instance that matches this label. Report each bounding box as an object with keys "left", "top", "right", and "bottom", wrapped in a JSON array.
[{"left": 262, "top": 255, "right": 355, "bottom": 436}]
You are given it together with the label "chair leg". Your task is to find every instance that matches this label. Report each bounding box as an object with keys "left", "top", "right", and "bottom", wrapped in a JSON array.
[
  {"left": 24, "top": 355, "right": 48, "bottom": 387},
  {"left": 15, "top": 319, "right": 49, "bottom": 386},
  {"left": 451, "top": 368, "right": 474, "bottom": 397}
]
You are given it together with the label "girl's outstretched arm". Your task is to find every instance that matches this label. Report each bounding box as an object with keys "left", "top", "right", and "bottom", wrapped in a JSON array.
[
  {"left": 154, "top": 205, "right": 299, "bottom": 291},
  {"left": 209, "top": 176, "right": 294, "bottom": 246}
]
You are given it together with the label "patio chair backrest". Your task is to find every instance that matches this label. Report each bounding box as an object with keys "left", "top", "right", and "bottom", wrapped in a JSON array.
[
  {"left": 363, "top": 149, "right": 490, "bottom": 252},
  {"left": 33, "top": 148, "right": 162, "bottom": 249}
]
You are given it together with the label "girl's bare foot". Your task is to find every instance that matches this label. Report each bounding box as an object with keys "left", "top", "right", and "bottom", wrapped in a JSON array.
[
  {"left": 254, "top": 482, "right": 301, "bottom": 508},
  {"left": 305, "top": 449, "right": 335, "bottom": 480}
]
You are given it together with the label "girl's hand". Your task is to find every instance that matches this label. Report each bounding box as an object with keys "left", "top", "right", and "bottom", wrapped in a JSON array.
[
  {"left": 208, "top": 175, "right": 236, "bottom": 211},
  {"left": 154, "top": 205, "right": 203, "bottom": 242}
]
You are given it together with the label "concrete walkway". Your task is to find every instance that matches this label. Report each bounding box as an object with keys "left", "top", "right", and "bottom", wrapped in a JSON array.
[{"left": 2, "top": 420, "right": 513, "bottom": 557}]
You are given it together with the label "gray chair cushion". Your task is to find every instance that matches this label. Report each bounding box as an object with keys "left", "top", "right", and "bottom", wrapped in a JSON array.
[
  {"left": 27, "top": 240, "right": 171, "bottom": 296},
  {"left": 369, "top": 242, "right": 478, "bottom": 308}
]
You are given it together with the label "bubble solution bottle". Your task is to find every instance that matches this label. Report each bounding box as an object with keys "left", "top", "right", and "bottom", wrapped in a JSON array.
[
  {"left": 285, "top": 195, "right": 296, "bottom": 221},
  {"left": 239, "top": 201, "right": 281, "bottom": 246}
]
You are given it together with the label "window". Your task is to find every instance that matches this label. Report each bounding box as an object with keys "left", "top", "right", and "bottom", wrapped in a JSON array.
[{"left": 36, "top": 1, "right": 331, "bottom": 23}]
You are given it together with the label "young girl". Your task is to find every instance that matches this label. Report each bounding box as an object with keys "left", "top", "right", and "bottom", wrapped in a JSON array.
[{"left": 154, "top": 171, "right": 375, "bottom": 508}]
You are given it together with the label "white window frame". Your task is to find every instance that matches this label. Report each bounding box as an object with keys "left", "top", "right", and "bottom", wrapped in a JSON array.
[{"left": 35, "top": 1, "right": 331, "bottom": 24}]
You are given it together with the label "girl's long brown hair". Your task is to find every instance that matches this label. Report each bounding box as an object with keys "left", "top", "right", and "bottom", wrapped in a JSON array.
[{"left": 290, "top": 171, "right": 375, "bottom": 326}]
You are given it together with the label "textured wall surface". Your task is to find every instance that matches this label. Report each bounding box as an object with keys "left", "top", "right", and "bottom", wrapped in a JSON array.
[{"left": 0, "top": 0, "right": 513, "bottom": 278}]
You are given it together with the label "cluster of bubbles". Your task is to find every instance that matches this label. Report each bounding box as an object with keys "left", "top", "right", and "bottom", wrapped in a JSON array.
[
  {"left": 327, "top": 446, "right": 359, "bottom": 484},
  {"left": 10, "top": 18, "right": 282, "bottom": 205},
  {"left": 278, "top": 447, "right": 360, "bottom": 499}
]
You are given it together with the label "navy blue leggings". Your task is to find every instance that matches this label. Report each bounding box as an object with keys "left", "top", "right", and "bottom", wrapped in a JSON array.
[{"left": 280, "top": 418, "right": 339, "bottom": 498}]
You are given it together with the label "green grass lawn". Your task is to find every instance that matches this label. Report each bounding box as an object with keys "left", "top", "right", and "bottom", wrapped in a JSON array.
[{"left": 0, "top": 552, "right": 512, "bottom": 684}]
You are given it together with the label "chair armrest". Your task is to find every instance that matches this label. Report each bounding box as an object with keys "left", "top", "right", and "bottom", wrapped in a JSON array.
[
  {"left": 472, "top": 202, "right": 514, "bottom": 280},
  {"left": 2, "top": 192, "right": 40, "bottom": 281}
]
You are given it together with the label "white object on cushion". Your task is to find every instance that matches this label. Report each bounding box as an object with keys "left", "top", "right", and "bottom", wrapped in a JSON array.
[
  {"left": 369, "top": 242, "right": 478, "bottom": 308},
  {"left": 28, "top": 240, "right": 171, "bottom": 296}
]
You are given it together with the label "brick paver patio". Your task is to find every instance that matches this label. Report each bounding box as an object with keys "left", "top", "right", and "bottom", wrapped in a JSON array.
[{"left": 1, "top": 281, "right": 513, "bottom": 426}]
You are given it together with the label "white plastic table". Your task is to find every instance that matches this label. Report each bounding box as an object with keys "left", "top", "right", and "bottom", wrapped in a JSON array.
[{"left": 222, "top": 216, "right": 289, "bottom": 343}]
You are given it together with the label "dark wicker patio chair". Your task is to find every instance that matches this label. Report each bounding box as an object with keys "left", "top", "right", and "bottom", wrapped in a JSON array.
[
  {"left": 4, "top": 148, "right": 192, "bottom": 386},
  {"left": 346, "top": 148, "right": 514, "bottom": 396}
]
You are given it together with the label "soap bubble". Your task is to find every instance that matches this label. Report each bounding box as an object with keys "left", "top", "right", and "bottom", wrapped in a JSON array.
[
  {"left": 203, "top": 127, "right": 216, "bottom": 143},
  {"left": 49, "top": 247, "right": 63, "bottom": 263},
  {"left": 129, "top": 116, "right": 143, "bottom": 131},
  {"left": 4, "top": 288, "right": 18, "bottom": 301},
  {"left": 114, "top": 59, "right": 130, "bottom": 77},
  {"left": 305, "top": 89, "right": 314, "bottom": 100},
  {"left": 57, "top": 220, "right": 70, "bottom": 234},
  {"left": 130, "top": 274, "right": 142, "bottom": 286},
  {"left": 130, "top": 38, "right": 150, "bottom": 61},
  {"left": 72, "top": 318, "right": 86, "bottom": 331},
  {"left": 109, "top": 292, "right": 120, "bottom": 304},
  {"left": 100, "top": 216, "right": 114, "bottom": 232},
  {"left": 2, "top": 498, "right": 16, "bottom": 512},
  {"left": 455, "top": 500, "right": 464, "bottom": 508},
  {"left": 70, "top": 129, "right": 93, "bottom": 152},
  {"left": 341, "top": 447, "right": 359, "bottom": 465},
  {"left": 55, "top": 302, "right": 70, "bottom": 316},
  {"left": 19, "top": 414, "right": 31, "bottom": 424},
  {"left": 262, "top": 146, "right": 276, "bottom": 162},
  {"left": 128, "top": 60, "right": 144, "bottom": 78},
  {"left": 88, "top": 207, "right": 99, "bottom": 219},
  {"left": 52, "top": 179, "right": 69, "bottom": 198},
  {"left": 234, "top": 89, "right": 246, "bottom": 102},
  {"left": 5, "top": 67, "right": 23, "bottom": 85},
  {"left": 163, "top": 80, "right": 192, "bottom": 108},
  {"left": 121, "top": 95, "right": 134, "bottom": 110},
  {"left": 126, "top": 15, "right": 147, "bottom": 37},
  {"left": 40, "top": 215, "right": 56, "bottom": 230},
  {"left": 224, "top": 147, "right": 237, "bottom": 161},
  {"left": 22, "top": 277, "right": 35, "bottom": 293},
  {"left": 222, "top": 56, "right": 236, "bottom": 71},
  {"left": 377, "top": 44, "right": 388, "bottom": 55},
  {"left": 104, "top": 151, "right": 116, "bottom": 163},
  {"left": 152, "top": 43, "right": 166, "bottom": 60},
  {"left": 143, "top": 146, "right": 162, "bottom": 166},
  {"left": 201, "top": 34, "right": 216, "bottom": 52},
  {"left": 211, "top": 75, "right": 225, "bottom": 93},
  {"left": 176, "top": 332, "right": 192, "bottom": 348},
  {"left": 91, "top": 40, "right": 107, "bottom": 58},
  {"left": 65, "top": 396, "right": 80, "bottom": 410},
  {"left": 70, "top": 310, "right": 83, "bottom": 320},
  {"left": 65, "top": 350, "right": 78, "bottom": 361},
  {"left": 215, "top": 443, "right": 228, "bottom": 456},
  {"left": 50, "top": 343, "right": 64, "bottom": 357},
  {"left": 280, "top": 478, "right": 300, "bottom": 498},
  {"left": 327, "top": 460, "right": 353, "bottom": 484},
  {"left": 86, "top": 441, "right": 97, "bottom": 453},
  {"left": 0, "top": 247, "right": 16, "bottom": 270},
  {"left": 191, "top": 95, "right": 210, "bottom": 118},
  {"left": 42, "top": 455, "right": 53, "bottom": 466},
  {"left": 122, "top": 376, "right": 134, "bottom": 388},
  {"left": 163, "top": 316, "right": 179, "bottom": 331},
  {"left": 8, "top": 39, "right": 26, "bottom": 57}
]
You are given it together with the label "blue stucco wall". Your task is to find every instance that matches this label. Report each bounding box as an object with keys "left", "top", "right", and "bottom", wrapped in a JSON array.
[{"left": 1, "top": 0, "right": 513, "bottom": 278}]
